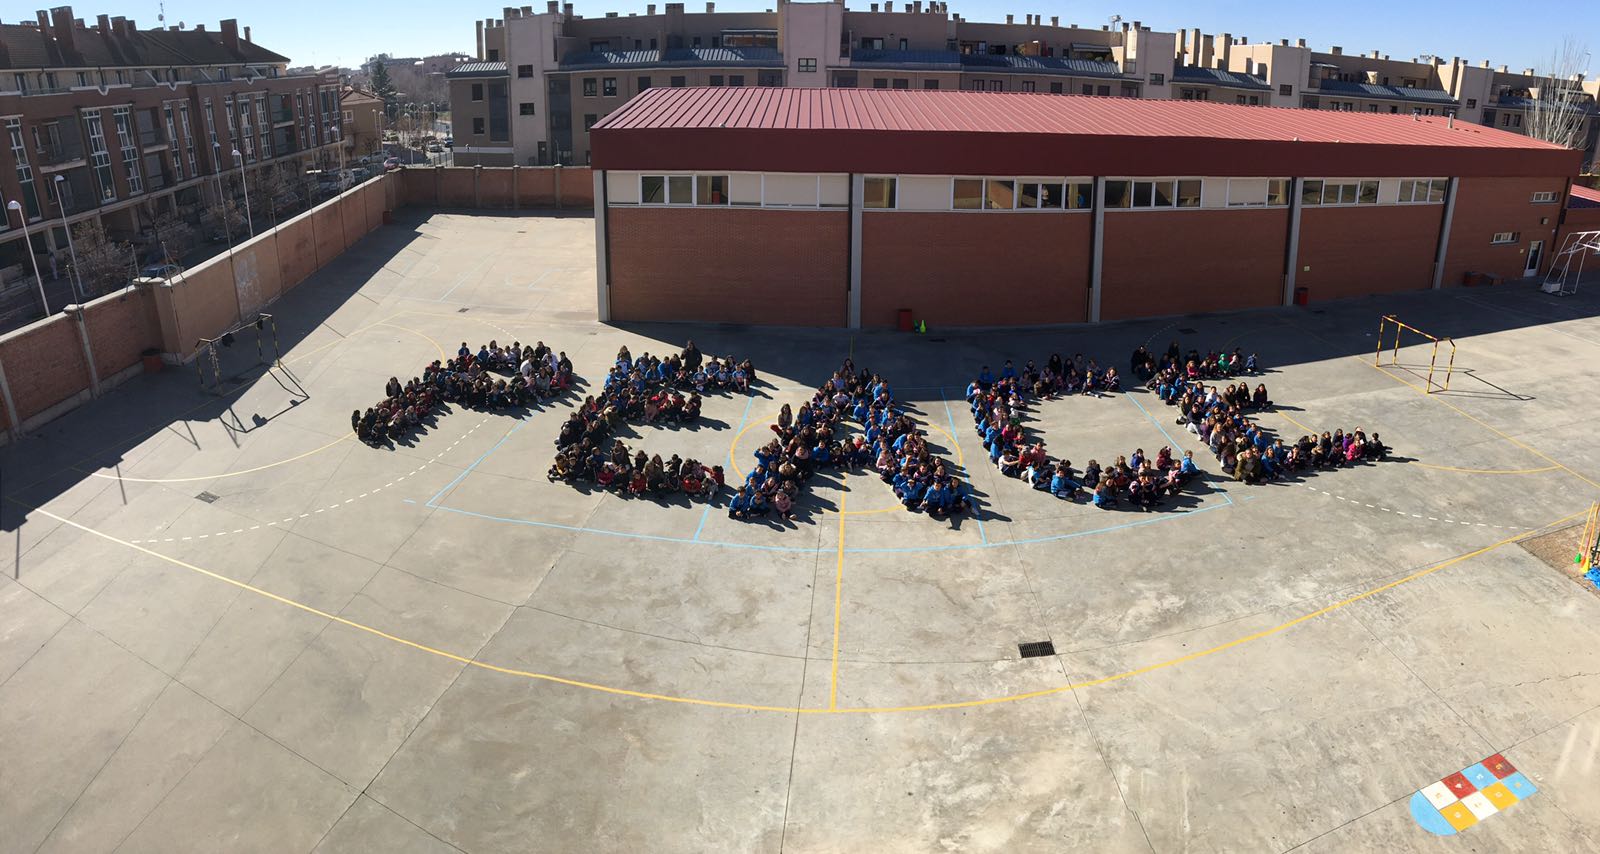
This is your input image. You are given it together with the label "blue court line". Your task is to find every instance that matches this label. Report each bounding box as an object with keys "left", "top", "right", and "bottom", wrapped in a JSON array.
[
  {"left": 940, "top": 387, "right": 988, "bottom": 545},
  {"left": 426, "top": 415, "right": 532, "bottom": 507},
  {"left": 429, "top": 488, "right": 1230, "bottom": 555}
]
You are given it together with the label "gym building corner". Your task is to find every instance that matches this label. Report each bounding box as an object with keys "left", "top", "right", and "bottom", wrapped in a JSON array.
[{"left": 588, "top": 87, "right": 1583, "bottom": 328}]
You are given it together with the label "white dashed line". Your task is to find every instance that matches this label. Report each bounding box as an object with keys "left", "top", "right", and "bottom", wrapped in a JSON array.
[{"left": 1299, "top": 484, "right": 1522, "bottom": 530}]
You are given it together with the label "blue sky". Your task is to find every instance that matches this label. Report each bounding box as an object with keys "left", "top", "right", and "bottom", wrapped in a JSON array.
[{"left": 168, "top": 0, "right": 1589, "bottom": 76}]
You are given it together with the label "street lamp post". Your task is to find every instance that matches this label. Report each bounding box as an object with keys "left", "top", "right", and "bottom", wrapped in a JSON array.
[
  {"left": 211, "top": 142, "right": 236, "bottom": 254},
  {"left": 6, "top": 201, "right": 52, "bottom": 317},
  {"left": 51, "top": 175, "right": 84, "bottom": 303},
  {"left": 231, "top": 149, "right": 253, "bottom": 237}
]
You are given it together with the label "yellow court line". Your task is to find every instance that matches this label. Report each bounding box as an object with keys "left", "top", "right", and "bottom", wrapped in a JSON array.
[
  {"left": 1274, "top": 409, "right": 1315, "bottom": 435},
  {"left": 78, "top": 432, "right": 354, "bottom": 483},
  {"left": 1359, "top": 358, "right": 1600, "bottom": 491},
  {"left": 830, "top": 491, "right": 847, "bottom": 710},
  {"left": 1406, "top": 462, "right": 1562, "bottom": 476},
  {"left": 23, "top": 503, "right": 1584, "bottom": 715}
]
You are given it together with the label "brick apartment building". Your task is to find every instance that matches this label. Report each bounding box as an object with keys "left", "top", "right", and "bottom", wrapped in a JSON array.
[
  {"left": 0, "top": 7, "right": 344, "bottom": 297},
  {"left": 450, "top": 1, "right": 1600, "bottom": 169},
  {"left": 589, "top": 87, "right": 1584, "bottom": 328},
  {"left": 340, "top": 86, "right": 385, "bottom": 160}
]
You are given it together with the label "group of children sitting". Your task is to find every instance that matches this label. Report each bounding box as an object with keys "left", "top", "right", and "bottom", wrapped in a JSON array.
[
  {"left": 353, "top": 339, "right": 572, "bottom": 445},
  {"left": 546, "top": 341, "right": 736, "bottom": 499},
  {"left": 969, "top": 369, "right": 1202, "bottom": 510},
  {"left": 727, "top": 362, "right": 969, "bottom": 520},
  {"left": 975, "top": 355, "right": 1122, "bottom": 400},
  {"left": 1132, "top": 342, "right": 1258, "bottom": 382}
]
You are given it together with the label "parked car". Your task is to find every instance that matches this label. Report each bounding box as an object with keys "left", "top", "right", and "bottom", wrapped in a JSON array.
[
  {"left": 443, "top": 136, "right": 454, "bottom": 148},
  {"left": 140, "top": 262, "right": 184, "bottom": 280},
  {"left": 427, "top": 144, "right": 443, "bottom": 153},
  {"left": 383, "top": 157, "right": 401, "bottom": 171}
]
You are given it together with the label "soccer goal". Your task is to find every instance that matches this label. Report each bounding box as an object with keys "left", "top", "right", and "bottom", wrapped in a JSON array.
[
  {"left": 1541, "top": 229, "right": 1600, "bottom": 297},
  {"left": 194, "top": 313, "right": 283, "bottom": 394},
  {"left": 1376, "top": 315, "right": 1456, "bottom": 394}
]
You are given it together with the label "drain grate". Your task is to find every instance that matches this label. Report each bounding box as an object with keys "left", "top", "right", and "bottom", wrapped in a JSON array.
[
  {"left": 1018, "top": 640, "right": 1055, "bottom": 658},
  {"left": 1177, "top": 327, "right": 1198, "bottom": 334},
  {"left": 195, "top": 491, "right": 219, "bottom": 503},
  {"left": 457, "top": 307, "right": 469, "bottom": 313}
]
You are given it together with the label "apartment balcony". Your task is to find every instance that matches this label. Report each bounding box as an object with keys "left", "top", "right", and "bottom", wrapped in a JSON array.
[
  {"left": 139, "top": 129, "right": 165, "bottom": 148},
  {"left": 274, "top": 109, "right": 295, "bottom": 125},
  {"left": 36, "top": 141, "right": 86, "bottom": 168}
]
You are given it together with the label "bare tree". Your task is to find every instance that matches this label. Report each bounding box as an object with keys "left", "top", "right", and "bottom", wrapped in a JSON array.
[
  {"left": 70, "top": 220, "right": 133, "bottom": 296},
  {"left": 1526, "top": 37, "right": 1592, "bottom": 153}
]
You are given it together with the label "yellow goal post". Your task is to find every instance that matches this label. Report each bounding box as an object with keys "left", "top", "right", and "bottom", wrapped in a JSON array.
[{"left": 1376, "top": 315, "right": 1456, "bottom": 394}]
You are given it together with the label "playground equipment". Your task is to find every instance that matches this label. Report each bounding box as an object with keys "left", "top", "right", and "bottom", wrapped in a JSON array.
[
  {"left": 1542, "top": 229, "right": 1600, "bottom": 297},
  {"left": 1376, "top": 315, "right": 1456, "bottom": 394},
  {"left": 195, "top": 313, "right": 282, "bottom": 394}
]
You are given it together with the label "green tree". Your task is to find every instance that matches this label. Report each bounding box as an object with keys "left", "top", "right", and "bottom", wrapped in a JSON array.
[{"left": 369, "top": 59, "right": 399, "bottom": 118}]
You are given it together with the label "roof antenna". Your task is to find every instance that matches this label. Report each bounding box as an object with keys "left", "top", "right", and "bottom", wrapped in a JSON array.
[{"left": 158, "top": 1, "right": 165, "bottom": 25}]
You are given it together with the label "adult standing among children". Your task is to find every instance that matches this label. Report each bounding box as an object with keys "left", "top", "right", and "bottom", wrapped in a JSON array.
[{"left": 682, "top": 340, "right": 702, "bottom": 373}]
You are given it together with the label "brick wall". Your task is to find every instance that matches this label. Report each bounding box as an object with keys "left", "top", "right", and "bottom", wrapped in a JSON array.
[
  {"left": 861, "top": 212, "right": 1091, "bottom": 327},
  {"left": 608, "top": 207, "right": 848, "bottom": 326},
  {"left": 1443, "top": 177, "right": 1568, "bottom": 286},
  {"left": 81, "top": 287, "right": 161, "bottom": 381},
  {"left": 1296, "top": 204, "right": 1442, "bottom": 302},
  {"left": 392, "top": 166, "right": 592, "bottom": 209},
  {"left": 0, "top": 317, "right": 92, "bottom": 427},
  {"left": 1101, "top": 209, "right": 1288, "bottom": 321}
]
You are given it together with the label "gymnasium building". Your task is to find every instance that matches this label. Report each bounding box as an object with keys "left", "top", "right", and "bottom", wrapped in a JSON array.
[{"left": 588, "top": 86, "right": 1585, "bottom": 327}]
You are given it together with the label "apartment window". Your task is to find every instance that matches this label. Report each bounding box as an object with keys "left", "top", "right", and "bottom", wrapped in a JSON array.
[
  {"left": 638, "top": 76, "right": 652, "bottom": 91},
  {"left": 1049, "top": 82, "right": 1062, "bottom": 94},
  {"left": 1121, "top": 84, "right": 1140, "bottom": 98},
  {"left": 1368, "top": 104, "right": 1379, "bottom": 112},
  {"left": 798, "top": 58, "right": 817, "bottom": 72},
  {"left": 1531, "top": 191, "right": 1557, "bottom": 203},
  {"left": 924, "top": 80, "right": 939, "bottom": 90},
  {"left": 1149, "top": 73, "right": 1165, "bottom": 86},
  {"left": 972, "top": 80, "right": 986, "bottom": 92},
  {"left": 730, "top": 75, "right": 745, "bottom": 87},
  {"left": 520, "top": 102, "right": 536, "bottom": 116},
  {"left": 873, "top": 78, "right": 888, "bottom": 89},
  {"left": 471, "top": 83, "right": 484, "bottom": 101},
  {"left": 710, "top": 75, "right": 725, "bottom": 87},
  {"left": 1021, "top": 81, "right": 1035, "bottom": 93},
  {"left": 1490, "top": 232, "right": 1518, "bottom": 244},
  {"left": 1466, "top": 98, "right": 1477, "bottom": 109},
  {"left": 113, "top": 107, "right": 143, "bottom": 194},
  {"left": 863, "top": 177, "right": 896, "bottom": 209},
  {"left": 996, "top": 81, "right": 1007, "bottom": 92},
  {"left": 582, "top": 78, "right": 597, "bottom": 97},
  {"left": 892, "top": 78, "right": 908, "bottom": 90},
  {"left": 861, "top": 37, "right": 884, "bottom": 50},
  {"left": 1180, "top": 88, "right": 1208, "bottom": 101},
  {"left": 83, "top": 111, "right": 116, "bottom": 202},
  {"left": 5, "top": 119, "right": 40, "bottom": 219},
  {"left": 12, "top": 73, "right": 25, "bottom": 93},
  {"left": 583, "top": 114, "right": 598, "bottom": 131},
  {"left": 486, "top": 49, "right": 500, "bottom": 61},
  {"left": 1511, "top": 114, "right": 1523, "bottom": 128},
  {"left": 76, "top": 71, "right": 89, "bottom": 87},
  {"left": 518, "top": 64, "right": 533, "bottom": 78},
  {"left": 1279, "top": 84, "right": 1293, "bottom": 96},
  {"left": 1080, "top": 84, "right": 1092, "bottom": 95},
  {"left": 650, "top": 39, "right": 658, "bottom": 49},
  {"left": 473, "top": 117, "right": 485, "bottom": 135},
  {"left": 603, "top": 77, "right": 617, "bottom": 96},
  {"left": 900, "top": 38, "right": 909, "bottom": 50},
  {"left": 671, "top": 76, "right": 686, "bottom": 87},
  {"left": 712, "top": 36, "right": 721, "bottom": 48},
  {"left": 759, "top": 72, "right": 781, "bottom": 86},
  {"left": 692, "top": 36, "right": 702, "bottom": 47}
]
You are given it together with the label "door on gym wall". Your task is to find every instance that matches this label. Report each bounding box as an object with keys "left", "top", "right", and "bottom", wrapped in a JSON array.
[{"left": 1525, "top": 240, "right": 1544, "bottom": 276}]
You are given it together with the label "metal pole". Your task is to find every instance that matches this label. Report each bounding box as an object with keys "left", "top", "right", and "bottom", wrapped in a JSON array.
[
  {"left": 52, "top": 177, "right": 84, "bottom": 302},
  {"left": 7, "top": 203, "right": 50, "bottom": 316},
  {"left": 234, "top": 151, "right": 253, "bottom": 237}
]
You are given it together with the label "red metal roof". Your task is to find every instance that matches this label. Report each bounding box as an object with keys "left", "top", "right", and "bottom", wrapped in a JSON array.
[
  {"left": 591, "top": 87, "right": 1582, "bottom": 179},
  {"left": 1571, "top": 184, "right": 1600, "bottom": 209}
]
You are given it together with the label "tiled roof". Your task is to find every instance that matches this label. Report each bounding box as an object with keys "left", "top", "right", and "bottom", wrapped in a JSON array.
[
  {"left": 1171, "top": 66, "right": 1271, "bottom": 91},
  {"left": 0, "top": 22, "right": 287, "bottom": 70},
  {"left": 959, "top": 54, "right": 1123, "bottom": 78},
  {"left": 850, "top": 49, "right": 961, "bottom": 69},
  {"left": 1314, "top": 79, "right": 1458, "bottom": 105},
  {"left": 1570, "top": 184, "right": 1600, "bottom": 209},
  {"left": 596, "top": 87, "right": 1567, "bottom": 151},
  {"left": 560, "top": 47, "right": 783, "bottom": 70},
  {"left": 446, "top": 61, "right": 508, "bottom": 78}
]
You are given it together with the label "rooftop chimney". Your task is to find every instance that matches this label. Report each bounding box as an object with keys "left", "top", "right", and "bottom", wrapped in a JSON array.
[
  {"left": 706, "top": 1, "right": 714, "bottom": 10},
  {"left": 1280, "top": 39, "right": 1288, "bottom": 47},
  {"left": 1330, "top": 45, "right": 1341, "bottom": 55},
  {"left": 1370, "top": 50, "right": 1379, "bottom": 59},
  {"left": 564, "top": 3, "right": 573, "bottom": 16},
  {"left": 1218, "top": 33, "right": 1231, "bottom": 69},
  {"left": 1296, "top": 38, "right": 1305, "bottom": 48},
  {"left": 243, "top": 25, "right": 250, "bottom": 42},
  {"left": 96, "top": 12, "right": 108, "bottom": 30},
  {"left": 1191, "top": 28, "right": 1201, "bottom": 65},
  {"left": 1050, "top": 15, "right": 1058, "bottom": 25},
  {"left": 36, "top": 11, "right": 50, "bottom": 31},
  {"left": 870, "top": 2, "right": 878, "bottom": 11},
  {"left": 1482, "top": 59, "right": 1491, "bottom": 68},
  {"left": 548, "top": 0, "right": 558, "bottom": 11},
  {"left": 50, "top": 6, "right": 75, "bottom": 51},
  {"left": 1499, "top": 64, "right": 1508, "bottom": 73},
  {"left": 1005, "top": 14, "right": 1013, "bottom": 24},
  {"left": 220, "top": 18, "right": 239, "bottom": 52}
]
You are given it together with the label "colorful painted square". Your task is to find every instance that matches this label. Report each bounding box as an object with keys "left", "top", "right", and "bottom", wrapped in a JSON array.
[
  {"left": 1440, "top": 802, "right": 1479, "bottom": 832},
  {"left": 1481, "top": 781, "right": 1519, "bottom": 810},
  {"left": 1460, "top": 791, "right": 1498, "bottom": 820},
  {"left": 1421, "top": 781, "right": 1458, "bottom": 810},
  {"left": 1484, "top": 754, "right": 1517, "bottom": 779},
  {"left": 1500, "top": 772, "right": 1538, "bottom": 798},
  {"left": 1441, "top": 771, "right": 1478, "bottom": 799},
  {"left": 1463, "top": 763, "right": 1497, "bottom": 788}
]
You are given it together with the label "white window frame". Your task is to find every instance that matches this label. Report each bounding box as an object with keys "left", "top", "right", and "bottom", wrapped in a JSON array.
[
  {"left": 1104, "top": 177, "right": 1206, "bottom": 211},
  {"left": 1530, "top": 191, "right": 1557, "bottom": 204},
  {"left": 1395, "top": 178, "right": 1448, "bottom": 205},
  {"left": 1490, "top": 231, "right": 1517, "bottom": 245},
  {"left": 941, "top": 177, "right": 1094, "bottom": 212},
  {"left": 1301, "top": 178, "right": 1383, "bottom": 207},
  {"left": 1223, "top": 178, "right": 1290, "bottom": 208}
]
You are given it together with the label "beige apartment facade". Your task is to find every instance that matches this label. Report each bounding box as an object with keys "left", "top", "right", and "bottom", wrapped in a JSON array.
[{"left": 452, "top": 1, "right": 1599, "bottom": 170}]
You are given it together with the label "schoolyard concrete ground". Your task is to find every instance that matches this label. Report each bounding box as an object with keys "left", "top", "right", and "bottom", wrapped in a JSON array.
[{"left": 4, "top": 209, "right": 1600, "bottom": 853}]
